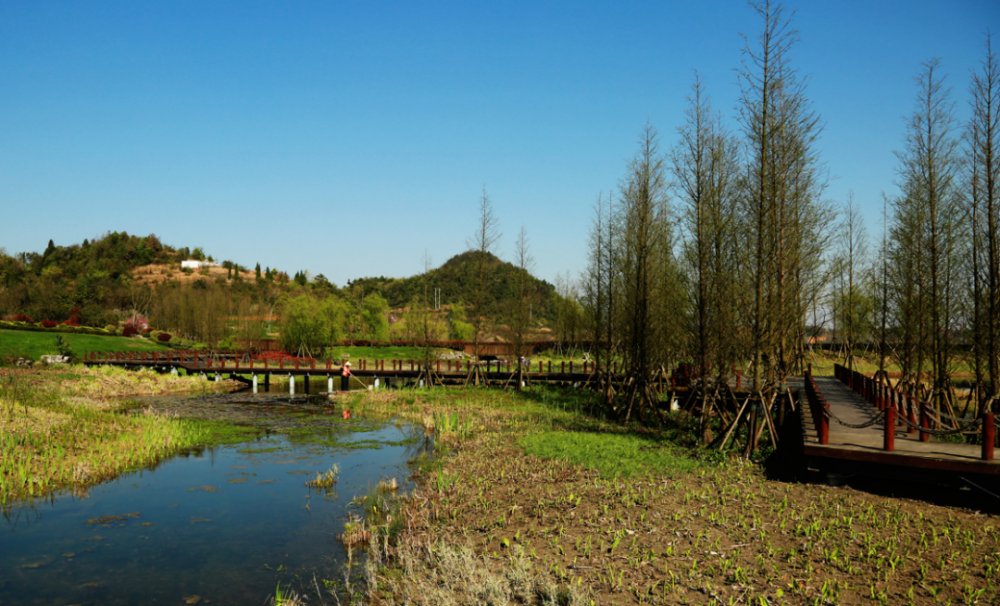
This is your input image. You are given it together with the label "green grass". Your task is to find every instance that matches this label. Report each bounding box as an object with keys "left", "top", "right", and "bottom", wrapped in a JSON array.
[
  {"left": 519, "top": 430, "right": 704, "bottom": 479},
  {"left": 328, "top": 345, "right": 448, "bottom": 362},
  {"left": 0, "top": 329, "right": 171, "bottom": 363}
]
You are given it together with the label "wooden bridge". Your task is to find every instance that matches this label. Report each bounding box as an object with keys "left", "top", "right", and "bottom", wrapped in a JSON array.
[
  {"left": 82, "top": 350, "right": 616, "bottom": 393},
  {"left": 801, "top": 364, "right": 997, "bottom": 487}
]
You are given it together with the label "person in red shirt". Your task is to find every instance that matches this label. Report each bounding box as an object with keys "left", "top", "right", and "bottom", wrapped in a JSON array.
[{"left": 341, "top": 361, "right": 351, "bottom": 391}]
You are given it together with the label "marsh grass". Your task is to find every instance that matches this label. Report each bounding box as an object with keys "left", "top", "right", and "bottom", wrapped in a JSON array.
[
  {"left": 0, "top": 366, "right": 259, "bottom": 507},
  {"left": 519, "top": 431, "right": 703, "bottom": 479},
  {"left": 305, "top": 463, "right": 340, "bottom": 488}
]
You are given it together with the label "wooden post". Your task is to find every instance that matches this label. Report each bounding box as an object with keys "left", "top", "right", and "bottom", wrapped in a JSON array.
[
  {"left": 819, "top": 396, "right": 829, "bottom": 445},
  {"left": 437, "top": 361, "right": 440, "bottom": 372},
  {"left": 279, "top": 359, "right": 284, "bottom": 370},
  {"left": 570, "top": 361, "right": 574, "bottom": 373},
  {"left": 264, "top": 359, "right": 269, "bottom": 370},
  {"left": 884, "top": 407, "right": 895, "bottom": 452},
  {"left": 907, "top": 397, "right": 916, "bottom": 434},
  {"left": 983, "top": 413, "right": 995, "bottom": 462},
  {"left": 547, "top": 361, "right": 551, "bottom": 373},
  {"left": 561, "top": 362, "right": 565, "bottom": 374}
]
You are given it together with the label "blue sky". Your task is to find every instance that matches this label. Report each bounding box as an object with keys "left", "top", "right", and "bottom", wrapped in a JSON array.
[{"left": 2, "top": 1, "right": 998, "bottom": 288}]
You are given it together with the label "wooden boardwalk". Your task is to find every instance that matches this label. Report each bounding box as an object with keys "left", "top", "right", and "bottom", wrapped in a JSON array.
[{"left": 802, "top": 375, "right": 999, "bottom": 477}]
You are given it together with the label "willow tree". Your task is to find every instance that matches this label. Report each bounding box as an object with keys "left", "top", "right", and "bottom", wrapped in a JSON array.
[
  {"left": 890, "top": 59, "right": 963, "bottom": 410},
  {"left": 671, "top": 73, "right": 743, "bottom": 444}
]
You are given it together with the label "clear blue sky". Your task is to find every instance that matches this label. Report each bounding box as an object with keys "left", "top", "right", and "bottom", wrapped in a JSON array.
[{"left": 2, "top": 1, "right": 998, "bottom": 288}]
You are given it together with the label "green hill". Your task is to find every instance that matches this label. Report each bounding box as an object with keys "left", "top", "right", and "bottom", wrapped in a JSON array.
[{"left": 346, "top": 251, "right": 562, "bottom": 322}]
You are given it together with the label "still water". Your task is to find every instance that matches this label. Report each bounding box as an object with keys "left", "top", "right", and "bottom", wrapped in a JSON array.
[{"left": 0, "top": 398, "right": 425, "bottom": 606}]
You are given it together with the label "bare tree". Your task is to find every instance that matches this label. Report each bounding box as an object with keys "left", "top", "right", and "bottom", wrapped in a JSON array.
[
  {"left": 618, "top": 122, "right": 679, "bottom": 423},
  {"left": 967, "top": 33, "right": 1000, "bottom": 413},
  {"left": 505, "top": 227, "right": 536, "bottom": 389},
  {"left": 890, "top": 58, "right": 963, "bottom": 412},
  {"left": 736, "top": 0, "right": 829, "bottom": 452},
  {"left": 583, "top": 191, "right": 620, "bottom": 408},
  {"left": 832, "top": 192, "right": 870, "bottom": 369},
  {"left": 671, "top": 72, "right": 743, "bottom": 444},
  {"left": 465, "top": 186, "right": 501, "bottom": 387}
]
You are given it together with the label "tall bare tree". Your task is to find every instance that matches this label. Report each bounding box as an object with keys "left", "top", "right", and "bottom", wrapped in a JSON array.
[
  {"left": 738, "top": 0, "right": 827, "bottom": 395},
  {"left": 890, "top": 58, "right": 963, "bottom": 411},
  {"left": 583, "top": 191, "right": 620, "bottom": 407},
  {"left": 671, "top": 72, "right": 742, "bottom": 444},
  {"left": 618, "top": 123, "right": 680, "bottom": 423},
  {"left": 506, "top": 227, "right": 536, "bottom": 389},
  {"left": 968, "top": 33, "right": 1000, "bottom": 413},
  {"left": 465, "top": 186, "right": 501, "bottom": 387},
  {"left": 832, "top": 192, "right": 870, "bottom": 369}
]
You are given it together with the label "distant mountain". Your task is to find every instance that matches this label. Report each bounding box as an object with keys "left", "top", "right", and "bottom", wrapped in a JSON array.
[{"left": 346, "top": 251, "right": 563, "bottom": 322}]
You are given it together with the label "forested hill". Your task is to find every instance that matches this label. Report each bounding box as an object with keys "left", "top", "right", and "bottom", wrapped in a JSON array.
[
  {"left": 346, "top": 251, "right": 563, "bottom": 322},
  {"left": 0, "top": 232, "right": 219, "bottom": 325}
]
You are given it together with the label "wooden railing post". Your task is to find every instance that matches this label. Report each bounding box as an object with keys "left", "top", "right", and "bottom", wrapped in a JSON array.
[{"left": 884, "top": 407, "right": 896, "bottom": 452}]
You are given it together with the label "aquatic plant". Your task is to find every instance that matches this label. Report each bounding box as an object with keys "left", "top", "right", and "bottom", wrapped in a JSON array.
[{"left": 305, "top": 463, "right": 340, "bottom": 488}]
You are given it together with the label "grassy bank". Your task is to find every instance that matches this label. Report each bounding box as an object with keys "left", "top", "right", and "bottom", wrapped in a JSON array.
[
  {"left": 340, "top": 387, "right": 998, "bottom": 606},
  {"left": 0, "top": 365, "right": 258, "bottom": 507},
  {"left": 0, "top": 328, "right": 171, "bottom": 363}
]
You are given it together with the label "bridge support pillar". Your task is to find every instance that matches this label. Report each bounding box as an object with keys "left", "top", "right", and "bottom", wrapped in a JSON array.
[
  {"left": 253, "top": 374, "right": 258, "bottom": 394},
  {"left": 328, "top": 376, "right": 334, "bottom": 393},
  {"left": 375, "top": 377, "right": 380, "bottom": 389},
  {"left": 215, "top": 373, "right": 220, "bottom": 383},
  {"left": 290, "top": 375, "right": 295, "bottom": 395},
  {"left": 264, "top": 374, "right": 270, "bottom": 389}
]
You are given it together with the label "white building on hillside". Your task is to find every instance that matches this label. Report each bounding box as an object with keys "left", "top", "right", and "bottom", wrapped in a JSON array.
[{"left": 181, "top": 260, "right": 219, "bottom": 270}]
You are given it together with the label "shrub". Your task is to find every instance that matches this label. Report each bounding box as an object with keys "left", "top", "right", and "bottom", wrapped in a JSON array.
[
  {"left": 122, "top": 325, "right": 139, "bottom": 337},
  {"left": 41, "top": 320, "right": 57, "bottom": 328},
  {"left": 158, "top": 332, "right": 172, "bottom": 342},
  {"left": 10, "top": 313, "right": 35, "bottom": 323}
]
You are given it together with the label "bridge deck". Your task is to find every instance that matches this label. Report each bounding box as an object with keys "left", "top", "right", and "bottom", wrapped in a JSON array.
[{"left": 802, "top": 376, "right": 999, "bottom": 476}]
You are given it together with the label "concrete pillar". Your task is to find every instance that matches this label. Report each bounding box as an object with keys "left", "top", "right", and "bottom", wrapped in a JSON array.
[
  {"left": 253, "top": 374, "right": 258, "bottom": 394},
  {"left": 374, "top": 377, "right": 380, "bottom": 389},
  {"left": 328, "top": 376, "right": 334, "bottom": 393},
  {"left": 290, "top": 375, "right": 295, "bottom": 395},
  {"left": 215, "top": 373, "right": 220, "bottom": 383}
]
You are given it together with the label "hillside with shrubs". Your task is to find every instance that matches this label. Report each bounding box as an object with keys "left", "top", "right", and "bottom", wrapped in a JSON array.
[{"left": 0, "top": 234, "right": 583, "bottom": 354}]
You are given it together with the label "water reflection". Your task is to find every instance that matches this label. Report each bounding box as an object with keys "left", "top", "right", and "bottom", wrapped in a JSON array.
[{"left": 1, "top": 407, "right": 428, "bottom": 606}]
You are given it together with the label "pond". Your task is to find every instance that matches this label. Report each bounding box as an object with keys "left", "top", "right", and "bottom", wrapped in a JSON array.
[{"left": 0, "top": 395, "right": 426, "bottom": 606}]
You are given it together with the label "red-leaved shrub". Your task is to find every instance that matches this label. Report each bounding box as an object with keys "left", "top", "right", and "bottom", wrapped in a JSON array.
[
  {"left": 158, "top": 333, "right": 172, "bottom": 342},
  {"left": 10, "top": 313, "right": 35, "bottom": 323},
  {"left": 122, "top": 325, "right": 138, "bottom": 337},
  {"left": 41, "top": 320, "right": 57, "bottom": 328}
]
